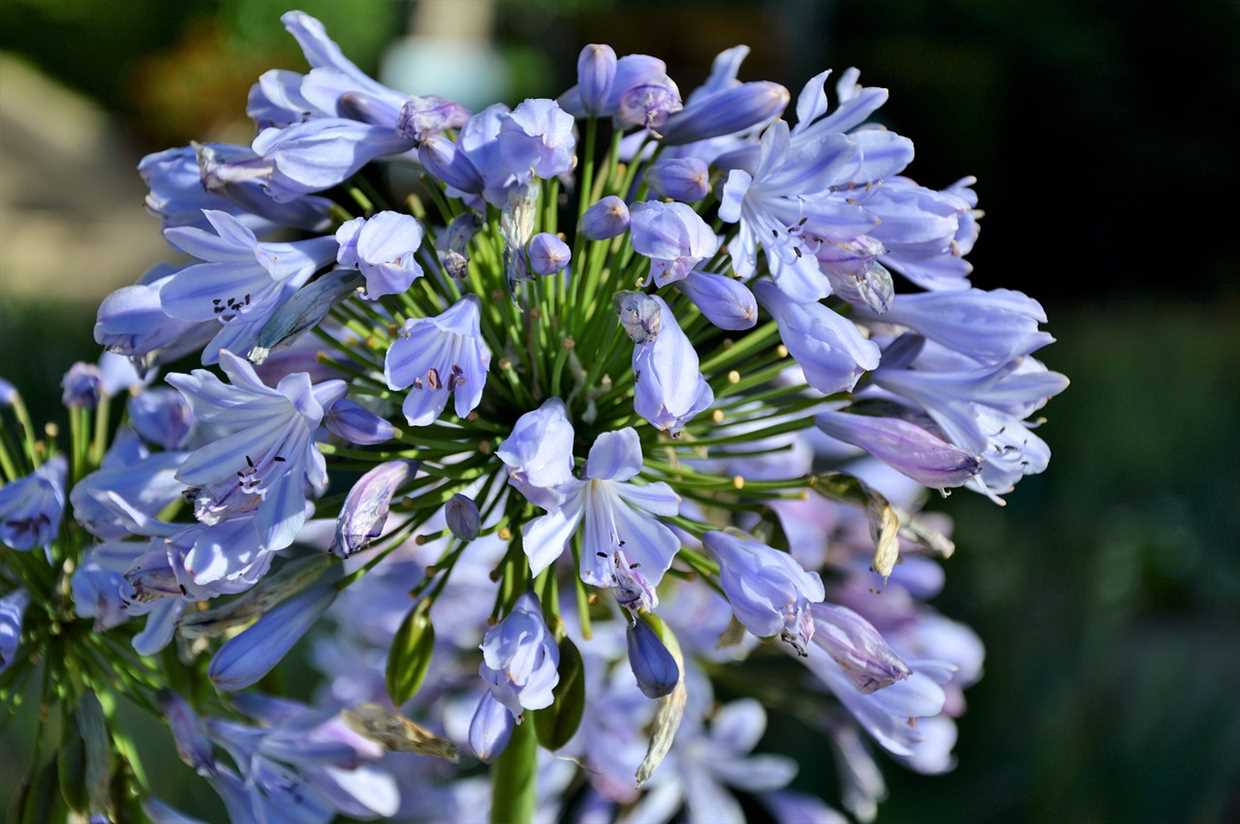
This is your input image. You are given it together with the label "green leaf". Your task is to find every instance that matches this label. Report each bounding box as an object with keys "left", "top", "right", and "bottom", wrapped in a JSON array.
[
  {"left": 56, "top": 715, "right": 87, "bottom": 813},
  {"left": 532, "top": 636, "right": 585, "bottom": 751},
  {"left": 385, "top": 602, "right": 435, "bottom": 705},
  {"left": 78, "top": 692, "right": 114, "bottom": 818}
]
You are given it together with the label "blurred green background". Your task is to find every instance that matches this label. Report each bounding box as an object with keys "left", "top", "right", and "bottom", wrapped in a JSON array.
[{"left": 2, "top": 0, "right": 1238, "bottom": 821}]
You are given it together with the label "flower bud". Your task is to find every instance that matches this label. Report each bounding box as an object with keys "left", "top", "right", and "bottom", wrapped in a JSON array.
[
  {"left": 0, "top": 379, "right": 17, "bottom": 407},
  {"left": 62, "top": 362, "right": 103, "bottom": 408},
  {"left": 468, "top": 691, "right": 515, "bottom": 763},
  {"left": 128, "top": 388, "right": 193, "bottom": 450},
  {"left": 703, "top": 530, "right": 825, "bottom": 655},
  {"left": 577, "top": 44, "right": 617, "bottom": 115},
  {"left": 647, "top": 157, "right": 710, "bottom": 202},
  {"left": 811, "top": 603, "right": 911, "bottom": 693},
  {"left": 249, "top": 268, "right": 365, "bottom": 364},
  {"left": 208, "top": 575, "right": 338, "bottom": 692},
  {"left": 626, "top": 615, "right": 680, "bottom": 699},
  {"left": 386, "top": 603, "right": 436, "bottom": 705},
  {"left": 661, "top": 81, "right": 790, "bottom": 145},
  {"left": 437, "top": 211, "right": 482, "bottom": 279},
  {"left": 676, "top": 269, "right": 757, "bottom": 331},
  {"left": 159, "top": 690, "right": 215, "bottom": 774},
  {"left": 324, "top": 397, "right": 397, "bottom": 445},
  {"left": 334, "top": 460, "right": 415, "bottom": 558},
  {"left": 629, "top": 200, "right": 718, "bottom": 287},
  {"left": 0, "top": 589, "right": 29, "bottom": 673},
  {"left": 615, "top": 291, "right": 662, "bottom": 343},
  {"left": 580, "top": 195, "right": 630, "bottom": 240},
  {"left": 445, "top": 493, "right": 481, "bottom": 541},
  {"left": 419, "top": 135, "right": 484, "bottom": 194},
  {"left": 496, "top": 398, "right": 575, "bottom": 511},
  {"left": 526, "top": 232, "right": 571, "bottom": 275},
  {"left": 814, "top": 408, "right": 981, "bottom": 490}
]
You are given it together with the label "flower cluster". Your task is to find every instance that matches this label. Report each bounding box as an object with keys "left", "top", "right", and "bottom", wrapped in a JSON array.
[{"left": 0, "top": 11, "right": 1066, "bottom": 824}]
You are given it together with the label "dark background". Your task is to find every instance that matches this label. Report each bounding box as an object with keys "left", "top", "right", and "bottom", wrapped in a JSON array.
[{"left": 2, "top": 1, "right": 1238, "bottom": 821}]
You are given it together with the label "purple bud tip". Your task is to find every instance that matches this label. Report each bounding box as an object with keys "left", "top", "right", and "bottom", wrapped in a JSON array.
[{"left": 626, "top": 618, "right": 680, "bottom": 699}]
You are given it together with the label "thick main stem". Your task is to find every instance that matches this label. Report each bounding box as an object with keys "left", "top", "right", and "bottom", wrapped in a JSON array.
[{"left": 490, "top": 714, "right": 538, "bottom": 824}]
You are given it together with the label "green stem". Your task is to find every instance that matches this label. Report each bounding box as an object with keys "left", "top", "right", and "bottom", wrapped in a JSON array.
[{"left": 490, "top": 713, "right": 538, "bottom": 824}]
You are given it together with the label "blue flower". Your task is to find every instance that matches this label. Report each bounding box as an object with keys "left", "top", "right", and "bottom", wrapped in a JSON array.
[
  {"left": 335, "top": 210, "right": 426, "bottom": 298},
  {"left": 0, "top": 456, "right": 66, "bottom": 551},
  {"left": 626, "top": 617, "right": 680, "bottom": 698},
  {"left": 478, "top": 592, "right": 559, "bottom": 716},
  {"left": 814, "top": 408, "right": 981, "bottom": 491},
  {"left": 0, "top": 589, "right": 29, "bottom": 673},
  {"left": 629, "top": 201, "right": 719, "bottom": 287},
  {"left": 702, "top": 530, "right": 825, "bottom": 654},
  {"left": 334, "top": 460, "right": 415, "bottom": 558},
  {"left": 323, "top": 397, "right": 396, "bottom": 445},
  {"left": 158, "top": 210, "right": 338, "bottom": 365},
  {"left": 521, "top": 428, "right": 682, "bottom": 588},
  {"left": 384, "top": 296, "right": 492, "bottom": 426},
  {"left": 127, "top": 388, "right": 194, "bottom": 450},
  {"left": 527, "top": 232, "right": 571, "bottom": 275},
  {"left": 646, "top": 156, "right": 710, "bottom": 202},
  {"left": 166, "top": 350, "right": 346, "bottom": 549},
  {"left": 496, "top": 398, "right": 577, "bottom": 511},
  {"left": 580, "top": 195, "right": 630, "bottom": 240},
  {"left": 70, "top": 448, "right": 188, "bottom": 540},
  {"left": 95, "top": 265, "right": 216, "bottom": 367},
  {"left": 810, "top": 603, "right": 911, "bottom": 693},
  {"left": 753, "top": 278, "right": 880, "bottom": 395},
  {"left": 676, "top": 269, "right": 758, "bottom": 331},
  {"left": 661, "top": 79, "right": 790, "bottom": 145},
  {"left": 629, "top": 295, "right": 715, "bottom": 432},
  {"left": 559, "top": 49, "right": 682, "bottom": 129}
]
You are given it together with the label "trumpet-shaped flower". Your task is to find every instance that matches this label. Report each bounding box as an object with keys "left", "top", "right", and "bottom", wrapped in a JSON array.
[
  {"left": 166, "top": 350, "right": 346, "bottom": 549},
  {"left": 0, "top": 456, "right": 66, "bottom": 550},
  {"left": 521, "top": 428, "right": 682, "bottom": 588},
  {"left": 384, "top": 296, "right": 492, "bottom": 426}
]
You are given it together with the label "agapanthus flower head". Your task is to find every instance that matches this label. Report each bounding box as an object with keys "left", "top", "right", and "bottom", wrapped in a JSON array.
[{"left": 1, "top": 16, "right": 1064, "bottom": 822}]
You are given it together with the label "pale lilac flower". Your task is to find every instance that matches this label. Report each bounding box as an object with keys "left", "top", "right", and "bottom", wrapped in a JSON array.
[
  {"left": 70, "top": 449, "right": 187, "bottom": 540},
  {"left": 559, "top": 50, "right": 682, "bottom": 129},
  {"left": 166, "top": 350, "right": 346, "bottom": 549},
  {"left": 814, "top": 408, "right": 981, "bottom": 490},
  {"left": 478, "top": 592, "right": 559, "bottom": 716},
  {"left": 811, "top": 603, "right": 911, "bottom": 693},
  {"left": 856, "top": 288, "right": 1052, "bottom": 365},
  {"left": 0, "top": 456, "right": 66, "bottom": 550},
  {"left": 470, "top": 691, "right": 516, "bottom": 762},
  {"left": 497, "top": 397, "right": 576, "bottom": 511},
  {"left": 631, "top": 295, "right": 714, "bottom": 432},
  {"left": 647, "top": 157, "right": 710, "bottom": 202},
  {"left": 522, "top": 428, "right": 682, "bottom": 588},
  {"left": 128, "top": 388, "right": 194, "bottom": 450},
  {"left": 251, "top": 117, "right": 414, "bottom": 201},
  {"left": 334, "top": 460, "right": 415, "bottom": 558},
  {"left": 0, "top": 589, "right": 29, "bottom": 673},
  {"left": 95, "top": 265, "right": 216, "bottom": 367},
  {"left": 500, "top": 98, "right": 577, "bottom": 180},
  {"left": 676, "top": 269, "right": 758, "bottom": 331},
  {"left": 335, "top": 211, "right": 426, "bottom": 298},
  {"left": 384, "top": 296, "right": 492, "bottom": 426},
  {"left": 661, "top": 80, "right": 790, "bottom": 145},
  {"left": 209, "top": 572, "right": 339, "bottom": 691},
  {"left": 527, "top": 232, "right": 571, "bottom": 275},
  {"left": 754, "top": 278, "right": 880, "bottom": 395},
  {"left": 702, "top": 530, "right": 825, "bottom": 654},
  {"left": 580, "top": 195, "right": 630, "bottom": 240},
  {"left": 61, "top": 362, "right": 102, "bottom": 407},
  {"left": 629, "top": 201, "right": 719, "bottom": 287},
  {"left": 159, "top": 209, "right": 338, "bottom": 365},
  {"left": 446, "top": 494, "right": 481, "bottom": 541},
  {"left": 323, "top": 397, "right": 396, "bottom": 445}
]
